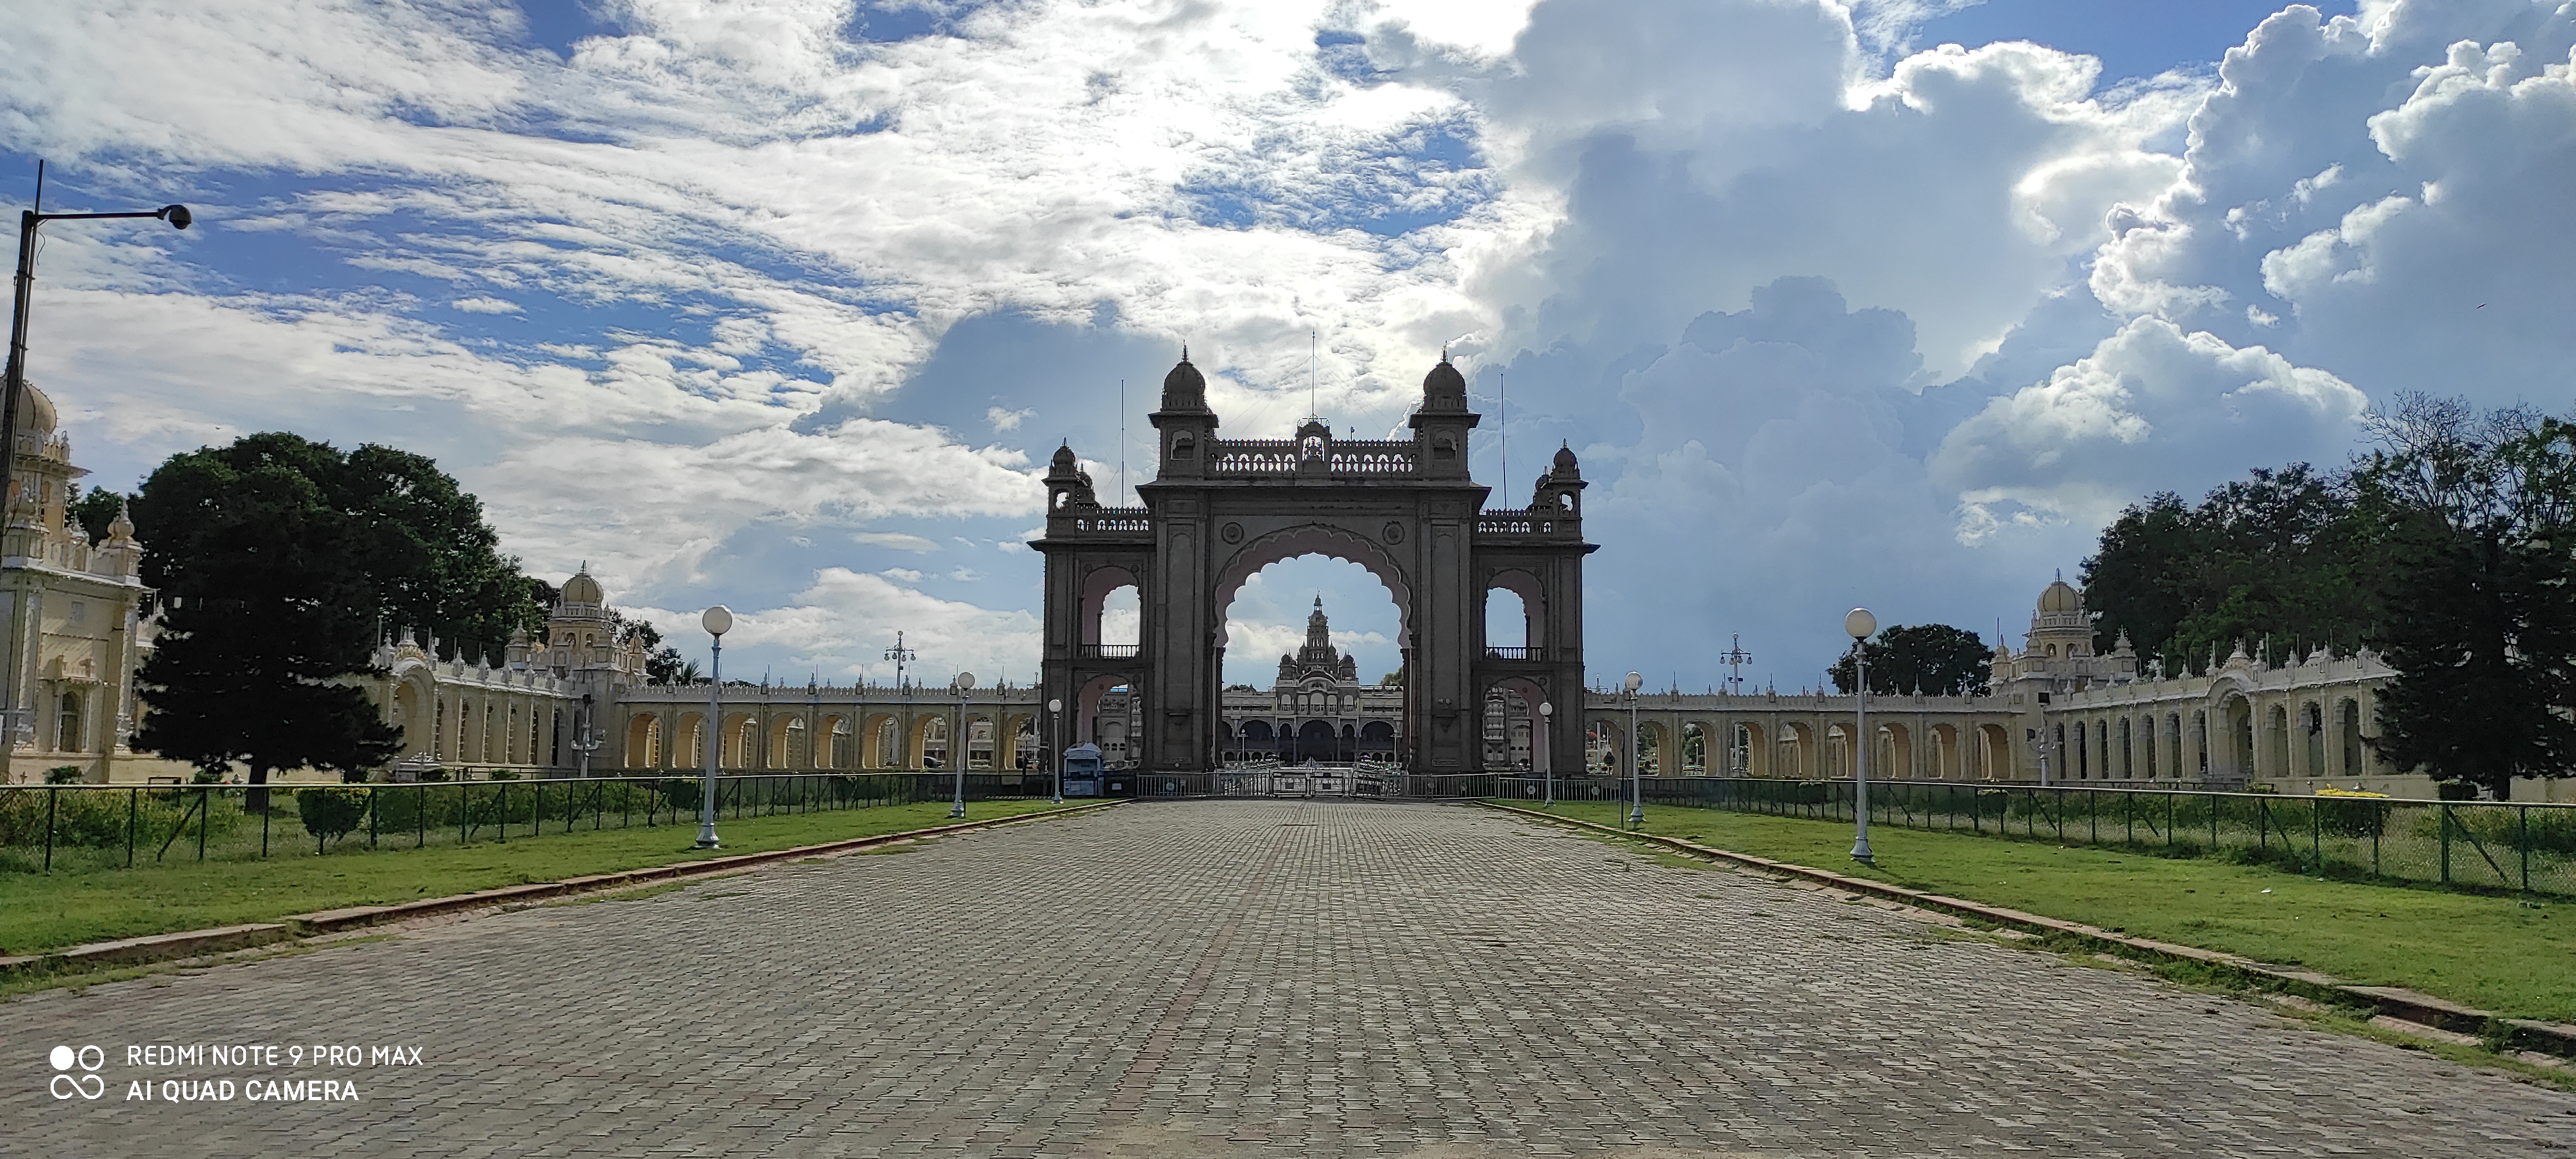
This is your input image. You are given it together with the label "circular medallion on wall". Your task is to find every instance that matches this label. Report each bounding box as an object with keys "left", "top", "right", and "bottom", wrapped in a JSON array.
[
  {"left": 1221, "top": 521, "right": 1245, "bottom": 544},
  {"left": 1382, "top": 522, "right": 1405, "bottom": 543}
]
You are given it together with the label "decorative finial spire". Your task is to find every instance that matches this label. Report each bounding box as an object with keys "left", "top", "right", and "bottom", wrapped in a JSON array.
[
  {"left": 1181, "top": 340, "right": 1189, "bottom": 362},
  {"left": 1441, "top": 342, "right": 1450, "bottom": 362}
]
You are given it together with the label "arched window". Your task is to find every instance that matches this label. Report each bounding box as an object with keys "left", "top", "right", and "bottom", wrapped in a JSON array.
[{"left": 54, "top": 689, "right": 82, "bottom": 753}]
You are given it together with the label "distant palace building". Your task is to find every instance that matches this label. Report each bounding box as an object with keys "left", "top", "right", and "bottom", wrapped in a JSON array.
[{"left": 1216, "top": 597, "right": 1401, "bottom": 764}]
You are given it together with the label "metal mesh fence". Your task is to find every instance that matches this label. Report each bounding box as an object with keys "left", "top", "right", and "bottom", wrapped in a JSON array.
[
  {"left": 1491, "top": 775, "right": 2576, "bottom": 896},
  {"left": 0, "top": 772, "right": 1059, "bottom": 874}
]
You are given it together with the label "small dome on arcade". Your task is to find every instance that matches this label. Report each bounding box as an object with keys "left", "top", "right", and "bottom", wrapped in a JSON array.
[
  {"left": 562, "top": 564, "right": 605, "bottom": 607},
  {"left": 2037, "top": 573, "right": 2082, "bottom": 614},
  {"left": 15, "top": 383, "right": 56, "bottom": 436},
  {"left": 1050, "top": 443, "right": 1078, "bottom": 471},
  {"left": 1552, "top": 441, "right": 1578, "bottom": 472}
]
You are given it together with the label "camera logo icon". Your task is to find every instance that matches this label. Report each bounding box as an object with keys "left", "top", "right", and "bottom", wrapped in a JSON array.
[{"left": 49, "top": 1045, "right": 104, "bottom": 1100}]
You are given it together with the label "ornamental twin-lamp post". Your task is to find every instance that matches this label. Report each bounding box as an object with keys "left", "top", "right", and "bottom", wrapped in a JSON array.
[
  {"left": 697, "top": 605, "right": 731, "bottom": 850},
  {"left": 1623, "top": 671, "right": 1644, "bottom": 829},
  {"left": 3, "top": 165, "right": 190, "bottom": 758},
  {"left": 572, "top": 693, "right": 602, "bottom": 778},
  {"left": 1845, "top": 606, "right": 1877, "bottom": 864},
  {"left": 1047, "top": 696, "right": 1065, "bottom": 804}
]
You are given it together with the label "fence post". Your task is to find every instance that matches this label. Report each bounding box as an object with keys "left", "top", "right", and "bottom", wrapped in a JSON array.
[
  {"left": 2256, "top": 797, "right": 2267, "bottom": 855},
  {"left": 368, "top": 787, "right": 378, "bottom": 850},
  {"left": 43, "top": 787, "right": 56, "bottom": 873},
  {"left": 127, "top": 787, "right": 138, "bottom": 869},
  {"left": 2310, "top": 798, "right": 2320, "bottom": 874},
  {"left": 2439, "top": 803, "right": 2452, "bottom": 885},
  {"left": 2520, "top": 805, "right": 2531, "bottom": 894},
  {"left": 2089, "top": 790, "right": 2097, "bottom": 846},
  {"left": 460, "top": 783, "right": 469, "bottom": 847},
  {"left": 416, "top": 784, "right": 425, "bottom": 849},
  {"left": 2372, "top": 800, "right": 2381, "bottom": 877},
  {"left": 197, "top": 787, "right": 209, "bottom": 861}
]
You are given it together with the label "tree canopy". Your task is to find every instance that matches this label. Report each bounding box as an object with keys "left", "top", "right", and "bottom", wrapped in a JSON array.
[
  {"left": 2081, "top": 463, "right": 2373, "bottom": 674},
  {"left": 127, "top": 433, "right": 542, "bottom": 792},
  {"left": 2351, "top": 396, "right": 2576, "bottom": 797},
  {"left": 1828, "top": 623, "right": 1992, "bottom": 697},
  {"left": 2079, "top": 395, "right": 2576, "bottom": 796}
]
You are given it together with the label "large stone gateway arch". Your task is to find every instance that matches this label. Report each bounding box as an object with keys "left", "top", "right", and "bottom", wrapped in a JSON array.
[{"left": 1036, "top": 354, "right": 1594, "bottom": 775}]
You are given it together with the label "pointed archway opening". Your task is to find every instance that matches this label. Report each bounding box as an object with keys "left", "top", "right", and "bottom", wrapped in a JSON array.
[{"left": 1220, "top": 555, "right": 1402, "bottom": 766}]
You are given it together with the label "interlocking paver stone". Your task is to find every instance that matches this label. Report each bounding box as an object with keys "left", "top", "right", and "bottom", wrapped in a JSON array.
[{"left": 6, "top": 800, "right": 2573, "bottom": 1156}]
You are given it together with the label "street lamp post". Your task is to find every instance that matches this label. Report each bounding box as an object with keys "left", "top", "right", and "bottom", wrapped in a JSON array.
[
  {"left": 572, "top": 693, "right": 602, "bottom": 778},
  {"left": 2, "top": 166, "right": 189, "bottom": 758},
  {"left": 1845, "top": 607, "right": 1877, "bottom": 864},
  {"left": 1624, "top": 671, "right": 1643, "bottom": 829},
  {"left": 1538, "top": 701, "right": 1554, "bottom": 807},
  {"left": 949, "top": 672, "right": 974, "bottom": 819},
  {"left": 884, "top": 632, "right": 916, "bottom": 770},
  {"left": 696, "top": 606, "right": 731, "bottom": 849},
  {"left": 1047, "top": 697, "right": 1064, "bottom": 804}
]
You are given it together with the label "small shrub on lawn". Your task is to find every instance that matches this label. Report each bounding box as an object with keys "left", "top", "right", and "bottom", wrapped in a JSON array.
[{"left": 295, "top": 788, "right": 371, "bottom": 852}]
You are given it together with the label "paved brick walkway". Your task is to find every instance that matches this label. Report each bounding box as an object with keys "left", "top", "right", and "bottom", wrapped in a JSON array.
[{"left": 8, "top": 800, "right": 2573, "bottom": 1156}]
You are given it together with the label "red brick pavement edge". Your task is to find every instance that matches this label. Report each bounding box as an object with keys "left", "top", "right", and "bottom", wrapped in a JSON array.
[
  {"left": 1478, "top": 799, "right": 2576, "bottom": 1061},
  {"left": 2, "top": 799, "right": 1124, "bottom": 981}
]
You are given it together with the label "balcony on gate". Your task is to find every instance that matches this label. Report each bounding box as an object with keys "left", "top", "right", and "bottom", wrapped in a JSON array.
[
  {"left": 1081, "top": 644, "right": 1142, "bottom": 659},
  {"left": 1474, "top": 507, "right": 1579, "bottom": 540},
  {"left": 1048, "top": 506, "right": 1154, "bottom": 539},
  {"left": 1483, "top": 646, "right": 1546, "bottom": 661},
  {"left": 1204, "top": 436, "right": 1421, "bottom": 479}
]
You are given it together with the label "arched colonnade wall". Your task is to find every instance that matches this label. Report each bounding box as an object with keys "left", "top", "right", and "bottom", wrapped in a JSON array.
[
  {"left": 2052, "top": 648, "right": 2404, "bottom": 789},
  {"left": 605, "top": 686, "right": 1045, "bottom": 773},
  {"left": 374, "top": 644, "right": 581, "bottom": 775},
  {"left": 1574, "top": 692, "right": 2021, "bottom": 782}
]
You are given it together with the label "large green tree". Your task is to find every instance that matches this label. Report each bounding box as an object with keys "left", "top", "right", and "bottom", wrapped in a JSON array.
[
  {"left": 2081, "top": 463, "right": 2374, "bottom": 674},
  {"left": 2353, "top": 396, "right": 2576, "bottom": 798},
  {"left": 130, "top": 434, "right": 542, "bottom": 799},
  {"left": 1829, "top": 623, "right": 1993, "bottom": 697}
]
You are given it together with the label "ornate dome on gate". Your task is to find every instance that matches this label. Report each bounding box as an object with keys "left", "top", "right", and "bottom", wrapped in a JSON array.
[
  {"left": 1421, "top": 356, "right": 1466, "bottom": 410},
  {"left": 1160, "top": 350, "right": 1208, "bottom": 411},
  {"left": 2037, "top": 575, "right": 2082, "bottom": 614}
]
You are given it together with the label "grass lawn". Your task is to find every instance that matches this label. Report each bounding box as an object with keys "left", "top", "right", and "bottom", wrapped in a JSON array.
[
  {"left": 2, "top": 799, "right": 1083, "bottom": 956},
  {"left": 1510, "top": 799, "right": 2576, "bottom": 1024}
]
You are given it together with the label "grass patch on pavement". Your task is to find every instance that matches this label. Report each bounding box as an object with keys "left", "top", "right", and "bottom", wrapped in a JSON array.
[
  {"left": 1506, "top": 799, "right": 2576, "bottom": 1024},
  {"left": 2, "top": 800, "right": 1081, "bottom": 956}
]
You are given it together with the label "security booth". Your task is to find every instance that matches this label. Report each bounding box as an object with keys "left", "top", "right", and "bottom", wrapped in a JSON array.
[{"left": 1062, "top": 743, "right": 1105, "bottom": 797}]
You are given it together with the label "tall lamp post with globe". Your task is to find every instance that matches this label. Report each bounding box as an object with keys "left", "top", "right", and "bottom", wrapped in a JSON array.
[
  {"left": 1623, "top": 671, "right": 1644, "bottom": 829},
  {"left": 949, "top": 673, "right": 974, "bottom": 819},
  {"left": 1539, "top": 701, "right": 1554, "bottom": 807},
  {"left": 1046, "top": 697, "right": 1065, "bottom": 805},
  {"left": 696, "top": 606, "right": 731, "bottom": 850},
  {"left": 1845, "top": 607, "right": 1876, "bottom": 865}
]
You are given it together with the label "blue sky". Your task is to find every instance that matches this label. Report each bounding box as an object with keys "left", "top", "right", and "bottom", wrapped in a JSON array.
[{"left": 2, "top": 0, "right": 2569, "bottom": 692}]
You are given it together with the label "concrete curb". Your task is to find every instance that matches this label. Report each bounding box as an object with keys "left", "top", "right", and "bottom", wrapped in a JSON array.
[
  {"left": 2, "top": 800, "right": 1123, "bottom": 980},
  {"left": 1479, "top": 800, "right": 2576, "bottom": 1061}
]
